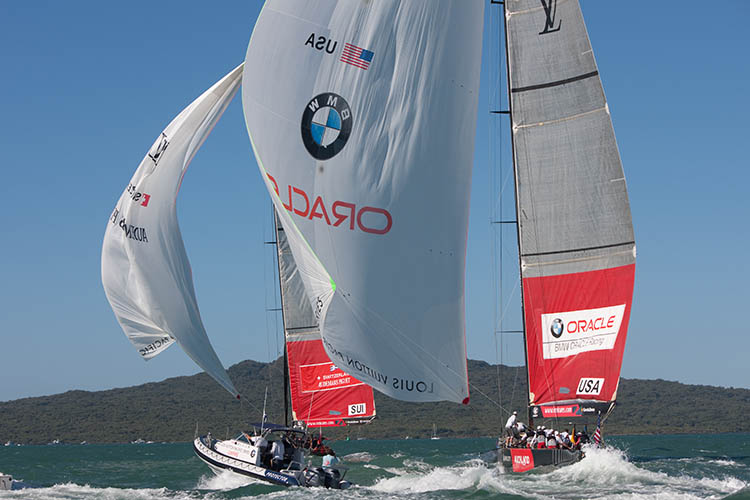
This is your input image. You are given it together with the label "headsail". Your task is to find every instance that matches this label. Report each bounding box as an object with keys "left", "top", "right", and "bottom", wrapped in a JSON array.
[
  {"left": 243, "top": 1, "right": 484, "bottom": 403},
  {"left": 276, "top": 213, "right": 376, "bottom": 427},
  {"left": 505, "top": 1, "right": 636, "bottom": 418},
  {"left": 101, "top": 64, "right": 243, "bottom": 398}
]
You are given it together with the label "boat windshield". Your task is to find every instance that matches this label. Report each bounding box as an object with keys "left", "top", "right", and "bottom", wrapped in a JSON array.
[{"left": 235, "top": 433, "right": 252, "bottom": 443}]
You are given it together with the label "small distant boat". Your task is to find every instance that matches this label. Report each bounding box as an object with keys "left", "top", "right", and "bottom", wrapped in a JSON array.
[
  {"left": 47, "top": 439, "right": 61, "bottom": 445},
  {"left": 431, "top": 424, "right": 440, "bottom": 440},
  {"left": 3, "top": 441, "right": 12, "bottom": 447},
  {"left": 131, "top": 438, "right": 146, "bottom": 444}
]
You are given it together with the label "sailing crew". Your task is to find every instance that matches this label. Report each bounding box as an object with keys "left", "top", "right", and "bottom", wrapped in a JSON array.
[
  {"left": 322, "top": 449, "right": 340, "bottom": 468},
  {"left": 561, "top": 429, "right": 573, "bottom": 450},
  {"left": 270, "top": 439, "right": 285, "bottom": 471},
  {"left": 504, "top": 411, "right": 518, "bottom": 446},
  {"left": 546, "top": 429, "right": 557, "bottom": 449},
  {"left": 514, "top": 421, "right": 526, "bottom": 436},
  {"left": 530, "top": 430, "right": 542, "bottom": 449}
]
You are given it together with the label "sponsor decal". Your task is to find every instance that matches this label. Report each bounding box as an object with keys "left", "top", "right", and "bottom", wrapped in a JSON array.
[
  {"left": 540, "top": 304, "right": 626, "bottom": 360},
  {"left": 539, "top": 0, "right": 561, "bottom": 35},
  {"left": 264, "top": 470, "right": 292, "bottom": 484},
  {"left": 540, "top": 404, "right": 582, "bottom": 418},
  {"left": 266, "top": 173, "right": 392, "bottom": 235},
  {"left": 299, "top": 361, "right": 365, "bottom": 393},
  {"left": 550, "top": 318, "right": 564, "bottom": 338},
  {"left": 576, "top": 377, "right": 604, "bottom": 396},
  {"left": 321, "top": 337, "right": 433, "bottom": 394},
  {"left": 348, "top": 403, "right": 367, "bottom": 416},
  {"left": 510, "top": 448, "right": 535, "bottom": 472},
  {"left": 109, "top": 207, "right": 149, "bottom": 243},
  {"left": 148, "top": 132, "right": 169, "bottom": 165},
  {"left": 126, "top": 183, "right": 151, "bottom": 207},
  {"left": 300, "top": 92, "right": 352, "bottom": 160},
  {"left": 139, "top": 335, "right": 173, "bottom": 357},
  {"left": 118, "top": 217, "right": 148, "bottom": 242},
  {"left": 304, "top": 33, "right": 338, "bottom": 54},
  {"left": 314, "top": 296, "right": 324, "bottom": 320},
  {"left": 340, "top": 42, "right": 374, "bottom": 70}
]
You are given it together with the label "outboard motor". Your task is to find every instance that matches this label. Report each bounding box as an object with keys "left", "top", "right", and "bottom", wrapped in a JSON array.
[
  {"left": 323, "top": 468, "right": 341, "bottom": 488},
  {"left": 304, "top": 467, "right": 325, "bottom": 487}
]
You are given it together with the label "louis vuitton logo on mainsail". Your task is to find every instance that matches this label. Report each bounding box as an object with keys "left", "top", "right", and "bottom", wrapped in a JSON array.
[{"left": 539, "top": 0, "right": 561, "bottom": 35}]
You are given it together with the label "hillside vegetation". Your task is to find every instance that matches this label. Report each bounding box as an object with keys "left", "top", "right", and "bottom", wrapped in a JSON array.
[{"left": 1, "top": 359, "right": 748, "bottom": 444}]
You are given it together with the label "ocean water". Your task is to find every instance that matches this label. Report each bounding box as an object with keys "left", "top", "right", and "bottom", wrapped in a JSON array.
[{"left": 0, "top": 434, "right": 748, "bottom": 499}]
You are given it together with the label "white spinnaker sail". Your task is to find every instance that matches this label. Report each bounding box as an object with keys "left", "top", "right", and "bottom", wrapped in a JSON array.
[
  {"left": 101, "top": 64, "right": 243, "bottom": 398},
  {"left": 243, "top": 2, "right": 484, "bottom": 403}
]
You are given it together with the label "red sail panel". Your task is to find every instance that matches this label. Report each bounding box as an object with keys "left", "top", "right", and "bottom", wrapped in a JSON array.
[
  {"left": 287, "top": 338, "right": 376, "bottom": 427},
  {"left": 523, "top": 264, "right": 635, "bottom": 409}
]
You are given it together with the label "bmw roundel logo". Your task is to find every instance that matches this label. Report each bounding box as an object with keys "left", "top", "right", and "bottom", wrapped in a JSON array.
[
  {"left": 550, "top": 318, "right": 564, "bottom": 338},
  {"left": 301, "top": 92, "right": 352, "bottom": 161}
]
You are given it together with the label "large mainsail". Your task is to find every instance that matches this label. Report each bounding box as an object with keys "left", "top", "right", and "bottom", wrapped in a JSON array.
[
  {"left": 276, "top": 213, "right": 376, "bottom": 427},
  {"left": 505, "top": 1, "right": 636, "bottom": 418},
  {"left": 243, "top": 1, "right": 484, "bottom": 403},
  {"left": 101, "top": 65, "right": 243, "bottom": 398}
]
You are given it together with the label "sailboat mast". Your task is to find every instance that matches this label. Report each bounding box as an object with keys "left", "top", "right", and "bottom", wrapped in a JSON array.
[
  {"left": 272, "top": 210, "right": 291, "bottom": 427},
  {"left": 500, "top": 1, "right": 533, "bottom": 427}
]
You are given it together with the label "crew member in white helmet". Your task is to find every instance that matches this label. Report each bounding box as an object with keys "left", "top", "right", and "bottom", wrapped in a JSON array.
[{"left": 504, "top": 411, "right": 518, "bottom": 447}]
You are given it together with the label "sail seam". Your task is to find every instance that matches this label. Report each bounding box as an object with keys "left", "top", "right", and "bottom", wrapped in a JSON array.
[
  {"left": 511, "top": 70, "right": 599, "bottom": 93},
  {"left": 522, "top": 249, "right": 634, "bottom": 269},
  {"left": 515, "top": 106, "right": 605, "bottom": 130}
]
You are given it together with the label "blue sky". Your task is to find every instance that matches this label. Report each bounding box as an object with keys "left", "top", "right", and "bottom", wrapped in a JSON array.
[{"left": 1, "top": 1, "right": 748, "bottom": 403}]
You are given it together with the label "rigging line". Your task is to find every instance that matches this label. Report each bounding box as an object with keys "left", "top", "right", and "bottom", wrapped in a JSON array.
[
  {"left": 262, "top": 203, "right": 275, "bottom": 392},
  {"left": 306, "top": 390, "right": 315, "bottom": 424},
  {"left": 467, "top": 378, "right": 512, "bottom": 415},
  {"left": 490, "top": 6, "right": 503, "bottom": 418},
  {"left": 508, "top": 364, "right": 520, "bottom": 416},
  {"left": 240, "top": 394, "right": 263, "bottom": 420}
]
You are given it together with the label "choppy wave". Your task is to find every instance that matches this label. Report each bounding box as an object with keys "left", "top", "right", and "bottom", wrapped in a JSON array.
[
  {"left": 196, "top": 470, "right": 260, "bottom": 491},
  {"left": 342, "top": 452, "right": 375, "bottom": 463},
  {"left": 0, "top": 436, "right": 747, "bottom": 499},
  {"left": 367, "top": 445, "right": 748, "bottom": 500},
  {"left": 0, "top": 483, "right": 202, "bottom": 500}
]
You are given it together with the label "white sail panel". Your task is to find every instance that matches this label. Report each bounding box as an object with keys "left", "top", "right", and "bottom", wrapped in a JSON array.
[
  {"left": 243, "top": 1, "right": 484, "bottom": 403},
  {"left": 101, "top": 65, "right": 243, "bottom": 398}
]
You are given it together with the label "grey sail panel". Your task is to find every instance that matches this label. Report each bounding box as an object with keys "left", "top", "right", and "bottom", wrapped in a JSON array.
[
  {"left": 276, "top": 212, "right": 320, "bottom": 343},
  {"left": 506, "top": 0, "right": 635, "bottom": 278}
]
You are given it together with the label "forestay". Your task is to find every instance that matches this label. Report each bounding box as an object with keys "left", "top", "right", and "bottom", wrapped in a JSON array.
[
  {"left": 243, "top": 1, "right": 484, "bottom": 403},
  {"left": 101, "top": 65, "right": 243, "bottom": 398},
  {"left": 505, "top": 0, "right": 636, "bottom": 417}
]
